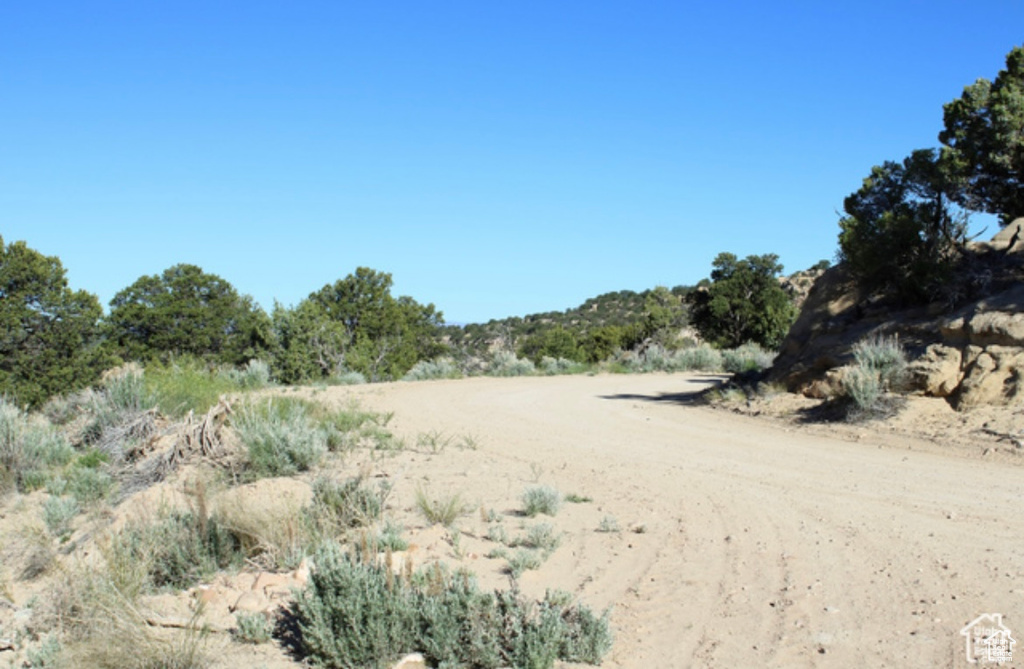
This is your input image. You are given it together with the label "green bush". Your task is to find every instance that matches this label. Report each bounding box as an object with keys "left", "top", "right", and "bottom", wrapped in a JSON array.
[
  {"left": 522, "top": 486, "right": 562, "bottom": 518},
  {"left": 517, "top": 523, "right": 562, "bottom": 556},
  {"left": 402, "top": 357, "right": 462, "bottom": 381},
  {"left": 309, "top": 476, "right": 391, "bottom": 532},
  {"left": 233, "top": 612, "right": 272, "bottom": 644},
  {"left": 722, "top": 343, "right": 775, "bottom": 374},
  {"left": 111, "top": 510, "right": 244, "bottom": 590},
  {"left": 488, "top": 351, "right": 536, "bottom": 377},
  {"left": 0, "top": 399, "right": 75, "bottom": 494},
  {"left": 539, "top": 356, "right": 587, "bottom": 376},
  {"left": 841, "top": 335, "right": 908, "bottom": 418},
  {"left": 66, "top": 466, "right": 116, "bottom": 505},
  {"left": 851, "top": 335, "right": 907, "bottom": 390},
  {"left": 144, "top": 360, "right": 236, "bottom": 418},
  {"left": 42, "top": 496, "right": 80, "bottom": 539},
  {"left": 328, "top": 370, "right": 367, "bottom": 386},
  {"left": 288, "top": 543, "right": 612, "bottom": 669},
  {"left": 670, "top": 344, "right": 723, "bottom": 371},
  {"left": 234, "top": 399, "right": 328, "bottom": 478},
  {"left": 219, "top": 359, "right": 273, "bottom": 390}
]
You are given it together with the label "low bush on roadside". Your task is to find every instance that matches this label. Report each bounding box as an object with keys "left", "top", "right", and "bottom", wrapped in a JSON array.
[
  {"left": 327, "top": 370, "right": 367, "bottom": 386},
  {"left": 522, "top": 485, "right": 562, "bottom": 517},
  {"left": 841, "top": 334, "right": 908, "bottom": 419},
  {"left": 488, "top": 351, "right": 536, "bottom": 377},
  {"left": 402, "top": 357, "right": 462, "bottom": 381},
  {"left": 722, "top": 343, "right": 775, "bottom": 374},
  {"left": 233, "top": 398, "right": 328, "bottom": 478},
  {"left": 286, "top": 542, "right": 612, "bottom": 669}
]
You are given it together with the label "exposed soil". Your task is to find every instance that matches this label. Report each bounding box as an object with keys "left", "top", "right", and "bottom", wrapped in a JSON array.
[{"left": 4, "top": 373, "right": 1022, "bottom": 668}]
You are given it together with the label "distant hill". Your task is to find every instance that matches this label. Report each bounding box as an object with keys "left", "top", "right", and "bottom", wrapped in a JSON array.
[{"left": 443, "top": 286, "right": 693, "bottom": 359}]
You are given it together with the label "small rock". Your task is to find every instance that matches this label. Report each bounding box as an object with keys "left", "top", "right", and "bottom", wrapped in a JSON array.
[{"left": 391, "top": 653, "right": 427, "bottom": 669}]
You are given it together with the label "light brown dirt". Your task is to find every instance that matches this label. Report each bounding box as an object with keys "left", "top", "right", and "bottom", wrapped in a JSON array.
[
  {"left": 325, "top": 373, "right": 1024, "bottom": 668},
  {"left": 4, "top": 372, "right": 1022, "bottom": 668}
]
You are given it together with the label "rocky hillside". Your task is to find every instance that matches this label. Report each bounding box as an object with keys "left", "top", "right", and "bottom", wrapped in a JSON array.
[{"left": 768, "top": 219, "right": 1024, "bottom": 410}]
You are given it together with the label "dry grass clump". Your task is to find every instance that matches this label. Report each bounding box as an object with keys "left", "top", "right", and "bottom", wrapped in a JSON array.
[
  {"left": 415, "top": 485, "right": 470, "bottom": 527},
  {"left": 33, "top": 560, "right": 213, "bottom": 669}
]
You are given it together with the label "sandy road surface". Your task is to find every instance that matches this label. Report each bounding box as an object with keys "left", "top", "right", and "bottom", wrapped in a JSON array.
[{"left": 331, "top": 373, "right": 1024, "bottom": 668}]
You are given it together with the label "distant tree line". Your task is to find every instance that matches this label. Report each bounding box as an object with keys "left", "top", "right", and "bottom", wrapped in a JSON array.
[
  {"left": 0, "top": 239, "right": 447, "bottom": 407},
  {"left": 2, "top": 231, "right": 813, "bottom": 408}
]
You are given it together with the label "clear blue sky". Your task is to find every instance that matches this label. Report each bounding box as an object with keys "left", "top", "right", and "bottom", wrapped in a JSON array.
[{"left": 3, "top": 2, "right": 1021, "bottom": 324}]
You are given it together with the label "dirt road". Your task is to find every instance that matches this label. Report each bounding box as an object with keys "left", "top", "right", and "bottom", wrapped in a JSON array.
[{"left": 333, "top": 372, "right": 1024, "bottom": 668}]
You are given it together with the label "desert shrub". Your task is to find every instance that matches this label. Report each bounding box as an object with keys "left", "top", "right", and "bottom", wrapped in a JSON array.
[
  {"left": 611, "top": 344, "right": 724, "bottom": 374},
  {"left": 841, "top": 335, "right": 908, "bottom": 418},
  {"left": 234, "top": 612, "right": 272, "bottom": 644},
  {"left": 309, "top": 476, "right": 391, "bottom": 532},
  {"left": 42, "top": 496, "right": 80, "bottom": 540},
  {"left": 539, "top": 356, "right": 583, "bottom": 376},
  {"left": 842, "top": 367, "right": 882, "bottom": 412},
  {"left": 375, "top": 520, "right": 408, "bottom": 552},
  {"left": 596, "top": 516, "right": 621, "bottom": 533},
  {"left": 327, "top": 370, "right": 367, "bottom": 386},
  {"left": 522, "top": 486, "right": 562, "bottom": 517},
  {"left": 105, "top": 366, "right": 149, "bottom": 412},
  {"left": 34, "top": 558, "right": 213, "bottom": 668},
  {"left": 144, "top": 360, "right": 236, "bottom": 418},
  {"left": 66, "top": 465, "right": 116, "bottom": 505},
  {"left": 505, "top": 548, "right": 544, "bottom": 577},
  {"left": 851, "top": 335, "right": 907, "bottom": 390},
  {"left": 219, "top": 359, "right": 273, "bottom": 389},
  {"left": 289, "top": 545, "right": 419, "bottom": 668},
  {"left": 722, "top": 343, "right": 775, "bottom": 373},
  {"left": 25, "top": 634, "right": 62, "bottom": 668},
  {"left": 111, "top": 510, "right": 244, "bottom": 590},
  {"left": 671, "top": 344, "right": 723, "bottom": 371},
  {"left": 0, "top": 400, "right": 74, "bottom": 494},
  {"left": 287, "top": 542, "right": 612, "bottom": 669},
  {"left": 402, "top": 357, "right": 462, "bottom": 381},
  {"left": 517, "top": 523, "right": 562, "bottom": 556},
  {"left": 415, "top": 486, "right": 469, "bottom": 527},
  {"left": 488, "top": 351, "right": 536, "bottom": 377},
  {"left": 234, "top": 398, "right": 327, "bottom": 478},
  {"left": 40, "top": 392, "right": 87, "bottom": 426}
]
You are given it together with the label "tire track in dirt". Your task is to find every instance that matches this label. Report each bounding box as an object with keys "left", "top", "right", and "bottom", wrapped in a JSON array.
[{"left": 334, "top": 374, "right": 1024, "bottom": 669}]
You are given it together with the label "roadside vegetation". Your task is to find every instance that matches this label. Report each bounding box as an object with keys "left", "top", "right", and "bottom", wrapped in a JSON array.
[{"left": 0, "top": 358, "right": 614, "bottom": 668}]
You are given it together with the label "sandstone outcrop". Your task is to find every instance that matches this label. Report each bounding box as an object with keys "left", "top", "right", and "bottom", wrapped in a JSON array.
[{"left": 768, "top": 219, "right": 1024, "bottom": 409}]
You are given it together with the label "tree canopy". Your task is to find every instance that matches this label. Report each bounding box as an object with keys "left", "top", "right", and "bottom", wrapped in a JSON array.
[
  {"left": 274, "top": 267, "right": 446, "bottom": 383},
  {"left": 940, "top": 45, "right": 1024, "bottom": 224},
  {"left": 0, "top": 237, "right": 108, "bottom": 407},
  {"left": 106, "top": 263, "right": 272, "bottom": 365},
  {"left": 838, "top": 149, "right": 967, "bottom": 303},
  {"left": 688, "top": 253, "right": 795, "bottom": 349}
]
